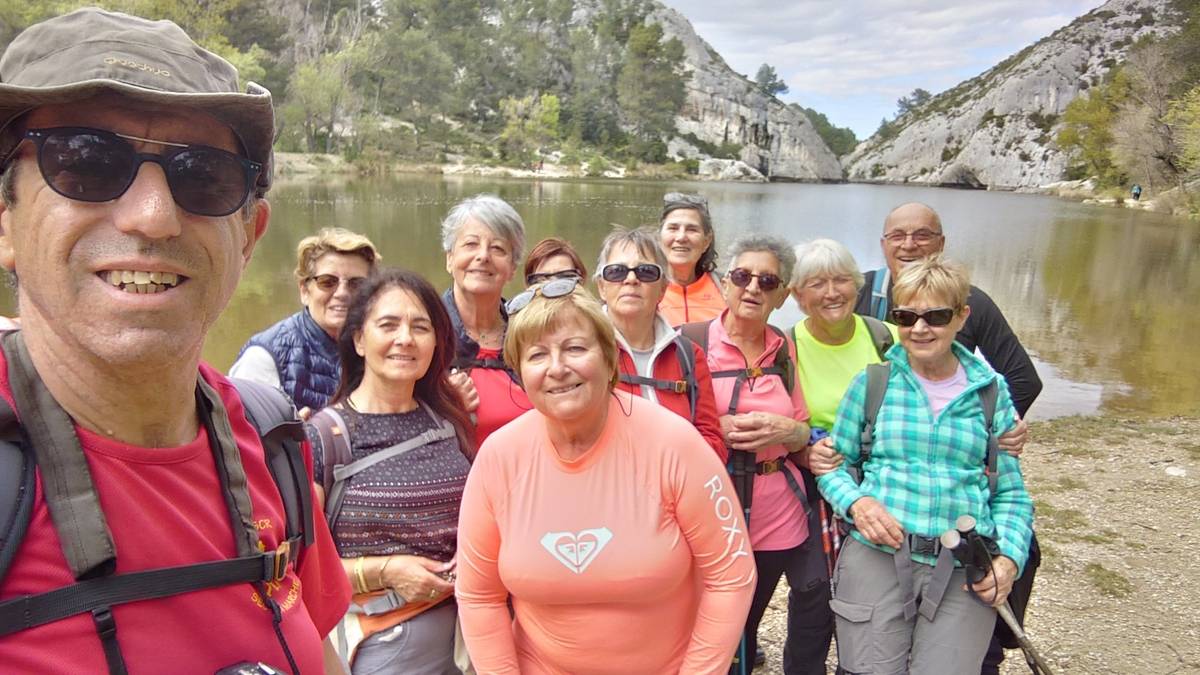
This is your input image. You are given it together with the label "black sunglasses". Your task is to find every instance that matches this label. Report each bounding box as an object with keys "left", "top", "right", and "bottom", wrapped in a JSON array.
[
  {"left": 306, "top": 274, "right": 367, "bottom": 292},
  {"left": 506, "top": 277, "right": 579, "bottom": 315},
  {"left": 890, "top": 307, "right": 956, "bottom": 327},
  {"left": 525, "top": 269, "right": 582, "bottom": 286},
  {"left": 600, "top": 262, "right": 663, "bottom": 283},
  {"left": 727, "top": 268, "right": 783, "bottom": 292},
  {"left": 17, "top": 127, "right": 261, "bottom": 217}
]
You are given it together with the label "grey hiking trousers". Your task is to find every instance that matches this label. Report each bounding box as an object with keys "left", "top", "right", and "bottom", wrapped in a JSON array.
[{"left": 830, "top": 538, "right": 995, "bottom": 675}]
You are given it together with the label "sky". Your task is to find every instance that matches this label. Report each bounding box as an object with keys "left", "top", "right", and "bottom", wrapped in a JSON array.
[{"left": 663, "top": 0, "right": 1100, "bottom": 139}]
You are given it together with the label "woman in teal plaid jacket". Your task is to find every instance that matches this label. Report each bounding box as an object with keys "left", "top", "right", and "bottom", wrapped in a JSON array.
[{"left": 815, "top": 255, "right": 1033, "bottom": 675}]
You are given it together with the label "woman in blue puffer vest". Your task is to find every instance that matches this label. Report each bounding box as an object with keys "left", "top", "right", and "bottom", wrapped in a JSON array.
[{"left": 231, "top": 227, "right": 380, "bottom": 412}]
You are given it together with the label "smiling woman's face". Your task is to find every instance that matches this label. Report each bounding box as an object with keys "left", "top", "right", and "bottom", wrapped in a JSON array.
[
  {"left": 722, "top": 250, "right": 787, "bottom": 326},
  {"left": 445, "top": 218, "right": 516, "bottom": 298},
  {"left": 519, "top": 311, "right": 611, "bottom": 426}
]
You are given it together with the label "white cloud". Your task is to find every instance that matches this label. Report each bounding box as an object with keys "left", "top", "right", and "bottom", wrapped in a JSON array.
[{"left": 665, "top": 0, "right": 1099, "bottom": 137}]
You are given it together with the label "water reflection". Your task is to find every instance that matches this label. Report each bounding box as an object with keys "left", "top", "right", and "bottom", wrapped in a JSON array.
[{"left": 6, "top": 175, "right": 1196, "bottom": 419}]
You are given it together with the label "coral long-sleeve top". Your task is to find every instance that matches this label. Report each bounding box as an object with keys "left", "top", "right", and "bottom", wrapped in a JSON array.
[{"left": 456, "top": 391, "right": 756, "bottom": 674}]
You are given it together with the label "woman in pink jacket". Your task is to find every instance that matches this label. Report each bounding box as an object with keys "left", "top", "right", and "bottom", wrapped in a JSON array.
[{"left": 455, "top": 280, "right": 756, "bottom": 674}]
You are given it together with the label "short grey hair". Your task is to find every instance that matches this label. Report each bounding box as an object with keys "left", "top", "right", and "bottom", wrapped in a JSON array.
[
  {"left": 440, "top": 193, "right": 527, "bottom": 262},
  {"left": 725, "top": 234, "right": 796, "bottom": 286},
  {"left": 789, "top": 239, "right": 865, "bottom": 292},
  {"left": 594, "top": 225, "right": 668, "bottom": 281}
]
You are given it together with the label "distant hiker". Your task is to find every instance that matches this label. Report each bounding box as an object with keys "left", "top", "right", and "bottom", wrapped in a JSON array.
[
  {"left": 855, "top": 202, "right": 1040, "bottom": 674},
  {"left": 455, "top": 281, "right": 755, "bottom": 672},
  {"left": 685, "top": 235, "right": 829, "bottom": 674},
  {"left": 231, "top": 227, "right": 381, "bottom": 412},
  {"left": 440, "top": 194, "right": 530, "bottom": 447},
  {"left": 659, "top": 192, "right": 726, "bottom": 325},
  {"left": 817, "top": 256, "right": 1034, "bottom": 674},
  {"left": 1131, "top": 183, "right": 1143, "bottom": 201},
  {"left": 307, "top": 270, "right": 475, "bottom": 673},
  {"left": 595, "top": 226, "right": 725, "bottom": 459},
  {"left": 523, "top": 236, "right": 587, "bottom": 286},
  {"left": 0, "top": 8, "right": 349, "bottom": 672}
]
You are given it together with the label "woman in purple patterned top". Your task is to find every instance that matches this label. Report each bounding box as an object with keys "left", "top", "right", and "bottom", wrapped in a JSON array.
[{"left": 308, "top": 268, "right": 475, "bottom": 674}]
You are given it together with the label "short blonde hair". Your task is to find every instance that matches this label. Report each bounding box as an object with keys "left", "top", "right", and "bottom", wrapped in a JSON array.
[
  {"left": 891, "top": 254, "right": 970, "bottom": 311},
  {"left": 294, "top": 228, "right": 381, "bottom": 281},
  {"left": 503, "top": 284, "right": 619, "bottom": 389}
]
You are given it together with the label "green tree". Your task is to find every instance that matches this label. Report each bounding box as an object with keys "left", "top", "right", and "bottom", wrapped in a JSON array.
[
  {"left": 498, "top": 93, "right": 561, "bottom": 165},
  {"left": 1057, "top": 70, "right": 1131, "bottom": 185},
  {"left": 896, "top": 88, "right": 932, "bottom": 116},
  {"left": 1166, "top": 84, "right": 1200, "bottom": 174},
  {"left": 615, "top": 22, "right": 687, "bottom": 140},
  {"left": 800, "top": 106, "right": 858, "bottom": 156},
  {"left": 755, "top": 64, "right": 788, "bottom": 97}
]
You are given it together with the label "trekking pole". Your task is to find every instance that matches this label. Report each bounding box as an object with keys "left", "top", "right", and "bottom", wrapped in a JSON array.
[{"left": 940, "top": 516, "right": 1055, "bottom": 675}]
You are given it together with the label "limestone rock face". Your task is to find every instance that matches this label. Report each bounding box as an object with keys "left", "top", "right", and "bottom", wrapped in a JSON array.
[
  {"left": 647, "top": 5, "right": 843, "bottom": 181},
  {"left": 844, "top": 0, "right": 1178, "bottom": 188}
]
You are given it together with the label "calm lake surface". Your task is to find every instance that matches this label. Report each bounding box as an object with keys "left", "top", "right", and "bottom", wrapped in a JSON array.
[{"left": 20, "top": 175, "right": 1200, "bottom": 420}]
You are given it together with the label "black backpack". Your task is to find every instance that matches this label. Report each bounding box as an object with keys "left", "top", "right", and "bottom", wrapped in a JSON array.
[
  {"left": 617, "top": 334, "right": 700, "bottom": 422},
  {"left": 679, "top": 320, "right": 796, "bottom": 416},
  {"left": 0, "top": 332, "right": 313, "bottom": 675}
]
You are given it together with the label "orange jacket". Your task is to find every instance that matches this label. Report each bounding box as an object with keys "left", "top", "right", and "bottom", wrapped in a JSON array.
[{"left": 659, "top": 272, "right": 725, "bottom": 327}]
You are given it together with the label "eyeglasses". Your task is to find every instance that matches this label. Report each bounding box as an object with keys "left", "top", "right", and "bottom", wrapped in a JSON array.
[
  {"left": 600, "top": 262, "right": 663, "bottom": 283},
  {"left": 890, "top": 307, "right": 956, "bottom": 327},
  {"left": 14, "top": 127, "right": 261, "bottom": 217},
  {"left": 727, "top": 268, "right": 783, "bottom": 292},
  {"left": 307, "top": 274, "right": 367, "bottom": 292},
  {"left": 506, "top": 277, "right": 579, "bottom": 315},
  {"left": 882, "top": 229, "right": 943, "bottom": 245},
  {"left": 525, "top": 269, "right": 582, "bottom": 286}
]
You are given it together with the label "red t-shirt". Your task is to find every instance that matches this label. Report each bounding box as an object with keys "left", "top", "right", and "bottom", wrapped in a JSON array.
[
  {"left": 0, "top": 359, "right": 350, "bottom": 674},
  {"left": 468, "top": 347, "right": 532, "bottom": 448}
]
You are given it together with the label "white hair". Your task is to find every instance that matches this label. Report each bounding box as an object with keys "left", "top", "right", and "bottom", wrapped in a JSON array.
[
  {"left": 440, "top": 193, "right": 527, "bottom": 262},
  {"left": 789, "top": 239, "right": 865, "bottom": 291}
]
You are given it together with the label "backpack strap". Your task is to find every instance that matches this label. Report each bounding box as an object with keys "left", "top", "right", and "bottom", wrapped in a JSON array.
[
  {"left": 229, "top": 378, "right": 314, "bottom": 552},
  {"left": 860, "top": 315, "right": 895, "bottom": 361},
  {"left": 709, "top": 325, "right": 794, "bottom": 415},
  {"left": 977, "top": 379, "right": 1001, "bottom": 495},
  {"left": 0, "top": 397, "right": 33, "bottom": 583},
  {"left": 856, "top": 362, "right": 892, "bottom": 482},
  {"left": 868, "top": 268, "right": 891, "bottom": 321},
  {"left": 309, "top": 406, "right": 355, "bottom": 530},
  {"left": 673, "top": 334, "right": 698, "bottom": 423},
  {"left": 679, "top": 320, "right": 710, "bottom": 353}
]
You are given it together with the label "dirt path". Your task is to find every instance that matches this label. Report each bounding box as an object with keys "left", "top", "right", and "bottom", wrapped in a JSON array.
[{"left": 757, "top": 415, "right": 1200, "bottom": 674}]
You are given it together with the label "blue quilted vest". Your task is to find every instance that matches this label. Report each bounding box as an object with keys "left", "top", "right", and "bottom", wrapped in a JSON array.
[{"left": 239, "top": 309, "right": 341, "bottom": 411}]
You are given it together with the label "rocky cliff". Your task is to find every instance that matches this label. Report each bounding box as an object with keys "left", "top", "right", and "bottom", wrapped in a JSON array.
[
  {"left": 646, "top": 4, "right": 844, "bottom": 181},
  {"left": 844, "top": 0, "right": 1179, "bottom": 189}
]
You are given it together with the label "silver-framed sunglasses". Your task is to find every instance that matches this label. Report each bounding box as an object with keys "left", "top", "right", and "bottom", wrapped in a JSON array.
[{"left": 505, "top": 277, "right": 580, "bottom": 315}]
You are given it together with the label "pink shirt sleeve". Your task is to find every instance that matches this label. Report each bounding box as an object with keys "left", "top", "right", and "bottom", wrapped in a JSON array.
[
  {"left": 669, "top": 437, "right": 758, "bottom": 673},
  {"left": 455, "top": 450, "right": 520, "bottom": 673}
]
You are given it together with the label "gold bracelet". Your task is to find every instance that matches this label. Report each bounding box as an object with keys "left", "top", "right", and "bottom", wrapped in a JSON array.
[
  {"left": 353, "top": 556, "right": 369, "bottom": 594},
  {"left": 378, "top": 556, "right": 393, "bottom": 590}
]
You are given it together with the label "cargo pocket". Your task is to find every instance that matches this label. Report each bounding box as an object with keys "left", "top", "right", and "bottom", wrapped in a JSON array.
[{"left": 829, "top": 597, "right": 873, "bottom": 673}]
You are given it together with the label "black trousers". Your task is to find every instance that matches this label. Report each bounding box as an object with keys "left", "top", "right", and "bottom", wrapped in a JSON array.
[
  {"left": 981, "top": 531, "right": 1042, "bottom": 674},
  {"left": 745, "top": 545, "right": 834, "bottom": 675}
]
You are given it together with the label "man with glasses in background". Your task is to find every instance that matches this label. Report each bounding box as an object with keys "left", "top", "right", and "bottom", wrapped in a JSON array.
[
  {"left": 0, "top": 8, "right": 349, "bottom": 673},
  {"left": 854, "top": 201, "right": 1041, "bottom": 675},
  {"left": 231, "top": 227, "right": 380, "bottom": 413}
]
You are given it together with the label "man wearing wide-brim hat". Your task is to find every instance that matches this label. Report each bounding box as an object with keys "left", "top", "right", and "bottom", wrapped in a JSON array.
[{"left": 0, "top": 8, "right": 350, "bottom": 673}]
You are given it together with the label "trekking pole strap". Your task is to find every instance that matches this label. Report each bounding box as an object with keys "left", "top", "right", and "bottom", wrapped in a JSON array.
[{"left": 0, "top": 539, "right": 300, "bottom": 637}]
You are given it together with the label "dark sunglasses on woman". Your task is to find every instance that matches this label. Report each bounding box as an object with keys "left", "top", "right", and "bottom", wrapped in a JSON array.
[
  {"left": 890, "top": 307, "right": 956, "bottom": 327},
  {"left": 12, "top": 127, "right": 261, "bottom": 217},
  {"left": 506, "top": 277, "right": 579, "bottom": 315},
  {"left": 600, "top": 263, "right": 663, "bottom": 283},
  {"left": 525, "top": 269, "right": 582, "bottom": 286},
  {"left": 307, "top": 274, "right": 367, "bottom": 292},
  {"left": 726, "top": 268, "right": 783, "bottom": 292}
]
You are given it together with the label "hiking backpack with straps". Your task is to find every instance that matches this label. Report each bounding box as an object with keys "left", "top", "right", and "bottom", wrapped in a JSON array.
[
  {"left": 617, "top": 334, "right": 700, "bottom": 423},
  {"left": 0, "top": 331, "right": 314, "bottom": 675},
  {"left": 856, "top": 361, "right": 1002, "bottom": 494}
]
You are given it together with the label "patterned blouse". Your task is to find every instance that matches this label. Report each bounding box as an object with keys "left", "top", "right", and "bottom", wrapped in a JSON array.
[{"left": 308, "top": 404, "right": 471, "bottom": 562}]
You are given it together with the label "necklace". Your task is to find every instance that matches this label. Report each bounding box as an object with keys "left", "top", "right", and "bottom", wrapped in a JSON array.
[{"left": 469, "top": 324, "right": 502, "bottom": 345}]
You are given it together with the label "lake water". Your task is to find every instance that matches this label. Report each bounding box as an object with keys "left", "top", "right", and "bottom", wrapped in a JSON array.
[{"left": 16, "top": 175, "right": 1200, "bottom": 420}]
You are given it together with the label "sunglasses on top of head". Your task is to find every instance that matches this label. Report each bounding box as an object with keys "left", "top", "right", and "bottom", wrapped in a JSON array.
[
  {"left": 505, "top": 277, "right": 579, "bottom": 315},
  {"left": 600, "top": 262, "right": 663, "bottom": 283},
  {"left": 12, "top": 127, "right": 261, "bottom": 217},
  {"left": 525, "top": 269, "right": 582, "bottom": 286},
  {"left": 726, "top": 267, "right": 783, "bottom": 292},
  {"left": 890, "top": 307, "right": 956, "bottom": 327}
]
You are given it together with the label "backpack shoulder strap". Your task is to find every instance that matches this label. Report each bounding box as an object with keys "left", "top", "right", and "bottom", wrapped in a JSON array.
[
  {"left": 229, "top": 378, "right": 314, "bottom": 551},
  {"left": 767, "top": 324, "right": 795, "bottom": 395},
  {"left": 868, "top": 267, "right": 891, "bottom": 321},
  {"left": 977, "top": 379, "right": 1001, "bottom": 495},
  {"left": 672, "top": 334, "right": 698, "bottom": 422},
  {"left": 0, "top": 396, "right": 34, "bottom": 584},
  {"left": 679, "top": 320, "right": 711, "bottom": 353},
  {"left": 859, "top": 362, "right": 892, "bottom": 473},
  {"left": 860, "top": 315, "right": 895, "bottom": 361},
  {"left": 308, "top": 407, "right": 354, "bottom": 530}
]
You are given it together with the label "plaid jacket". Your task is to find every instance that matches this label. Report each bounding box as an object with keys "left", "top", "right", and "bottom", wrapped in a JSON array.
[{"left": 817, "top": 341, "right": 1034, "bottom": 573}]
